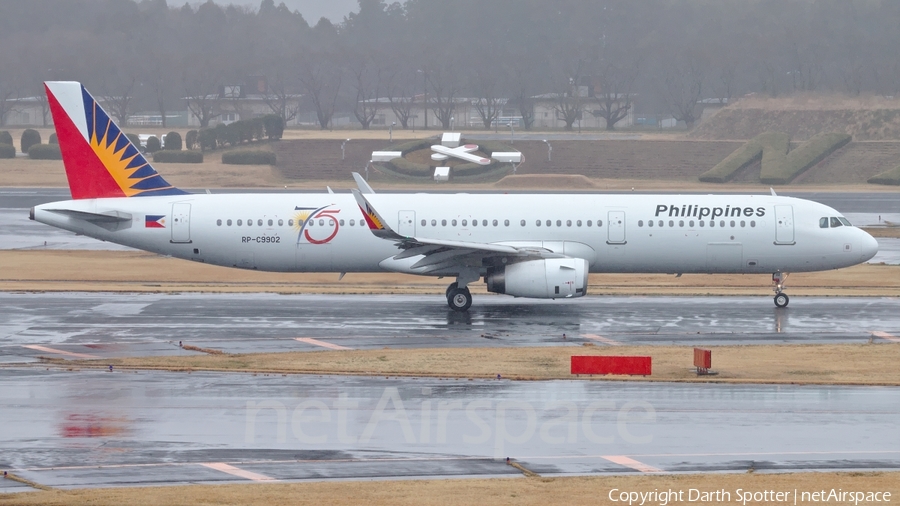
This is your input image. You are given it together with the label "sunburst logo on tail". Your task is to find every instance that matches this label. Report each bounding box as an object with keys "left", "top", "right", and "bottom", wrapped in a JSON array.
[{"left": 83, "top": 93, "right": 180, "bottom": 197}]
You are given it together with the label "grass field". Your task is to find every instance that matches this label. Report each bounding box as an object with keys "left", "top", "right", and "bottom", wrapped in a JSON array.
[
  {"left": 56, "top": 343, "right": 900, "bottom": 385},
  {"left": 3, "top": 471, "right": 897, "bottom": 506}
]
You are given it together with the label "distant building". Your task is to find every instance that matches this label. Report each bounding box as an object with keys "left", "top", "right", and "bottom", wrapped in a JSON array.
[
  {"left": 184, "top": 77, "right": 303, "bottom": 127},
  {"left": 3, "top": 96, "right": 51, "bottom": 126}
]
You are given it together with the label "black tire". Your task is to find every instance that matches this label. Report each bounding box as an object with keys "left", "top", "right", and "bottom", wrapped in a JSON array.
[
  {"left": 445, "top": 282, "right": 458, "bottom": 298},
  {"left": 447, "top": 287, "right": 472, "bottom": 312},
  {"left": 774, "top": 293, "right": 789, "bottom": 308}
]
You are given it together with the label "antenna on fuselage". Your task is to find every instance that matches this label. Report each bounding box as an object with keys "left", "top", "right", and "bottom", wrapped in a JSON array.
[{"left": 770, "top": 188, "right": 777, "bottom": 196}]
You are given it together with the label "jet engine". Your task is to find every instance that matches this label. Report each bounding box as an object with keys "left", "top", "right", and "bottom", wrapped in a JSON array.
[{"left": 485, "top": 258, "right": 589, "bottom": 299}]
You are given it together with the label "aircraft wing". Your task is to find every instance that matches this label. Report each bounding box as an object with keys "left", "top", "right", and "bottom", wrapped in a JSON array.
[{"left": 351, "top": 190, "right": 563, "bottom": 273}]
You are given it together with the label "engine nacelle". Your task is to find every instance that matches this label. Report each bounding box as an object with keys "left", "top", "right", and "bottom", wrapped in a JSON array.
[{"left": 486, "top": 258, "right": 589, "bottom": 299}]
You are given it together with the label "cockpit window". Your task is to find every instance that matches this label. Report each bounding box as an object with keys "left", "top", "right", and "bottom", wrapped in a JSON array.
[
  {"left": 819, "top": 217, "right": 829, "bottom": 228},
  {"left": 830, "top": 217, "right": 843, "bottom": 228},
  {"left": 839, "top": 217, "right": 852, "bottom": 226}
]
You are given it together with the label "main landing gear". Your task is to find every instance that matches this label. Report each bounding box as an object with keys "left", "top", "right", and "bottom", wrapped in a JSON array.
[
  {"left": 772, "top": 272, "right": 790, "bottom": 308},
  {"left": 446, "top": 282, "right": 472, "bottom": 312}
]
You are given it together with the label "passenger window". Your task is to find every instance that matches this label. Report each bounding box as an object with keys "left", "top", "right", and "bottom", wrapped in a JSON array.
[
  {"left": 442, "top": 219, "right": 447, "bottom": 226},
  {"left": 577, "top": 220, "right": 582, "bottom": 227},
  {"left": 452, "top": 219, "right": 457, "bottom": 226},
  {"left": 237, "top": 219, "right": 243, "bottom": 226},
  {"left": 462, "top": 219, "right": 468, "bottom": 226},
  {"left": 259, "top": 219, "right": 264, "bottom": 226},
  {"left": 432, "top": 219, "right": 437, "bottom": 226},
  {"left": 710, "top": 220, "right": 715, "bottom": 228},
  {"left": 247, "top": 219, "right": 253, "bottom": 226},
  {"left": 587, "top": 220, "right": 593, "bottom": 227},
  {"left": 503, "top": 219, "right": 509, "bottom": 226},
  {"left": 556, "top": 220, "right": 562, "bottom": 227},
  {"left": 658, "top": 220, "right": 664, "bottom": 227},
  {"left": 750, "top": 220, "right": 756, "bottom": 227},
  {"left": 350, "top": 219, "right": 355, "bottom": 226},
  {"left": 740, "top": 220, "right": 745, "bottom": 227},
  {"left": 521, "top": 220, "right": 526, "bottom": 226},
  {"left": 278, "top": 219, "right": 283, "bottom": 226},
  {"left": 699, "top": 221, "right": 704, "bottom": 227},
  {"left": 483, "top": 220, "right": 488, "bottom": 226},
  {"left": 648, "top": 220, "right": 653, "bottom": 227},
  {"left": 546, "top": 220, "right": 551, "bottom": 227},
  {"left": 536, "top": 220, "right": 541, "bottom": 227},
  {"left": 421, "top": 219, "right": 426, "bottom": 226},
  {"left": 216, "top": 219, "right": 222, "bottom": 226},
  {"left": 320, "top": 219, "right": 326, "bottom": 226},
  {"left": 493, "top": 219, "right": 498, "bottom": 226},
  {"left": 679, "top": 220, "right": 684, "bottom": 227},
  {"left": 307, "top": 220, "right": 313, "bottom": 226},
  {"left": 268, "top": 219, "right": 273, "bottom": 226},
  {"left": 597, "top": 220, "right": 603, "bottom": 227},
  {"left": 820, "top": 217, "right": 829, "bottom": 228},
  {"left": 638, "top": 220, "right": 644, "bottom": 227},
  {"left": 227, "top": 219, "right": 232, "bottom": 226},
  {"left": 689, "top": 220, "right": 695, "bottom": 227},
  {"left": 729, "top": 220, "right": 735, "bottom": 227},
  {"left": 288, "top": 219, "right": 294, "bottom": 226},
  {"left": 566, "top": 220, "right": 572, "bottom": 227},
  {"left": 720, "top": 220, "right": 725, "bottom": 227},
  {"left": 339, "top": 219, "right": 345, "bottom": 226},
  {"left": 830, "top": 217, "right": 842, "bottom": 228}
]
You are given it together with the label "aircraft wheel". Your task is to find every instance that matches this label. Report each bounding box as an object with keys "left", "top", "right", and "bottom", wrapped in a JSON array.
[
  {"left": 447, "top": 287, "right": 472, "bottom": 312},
  {"left": 774, "top": 293, "right": 789, "bottom": 308},
  {"left": 445, "top": 282, "right": 458, "bottom": 298}
]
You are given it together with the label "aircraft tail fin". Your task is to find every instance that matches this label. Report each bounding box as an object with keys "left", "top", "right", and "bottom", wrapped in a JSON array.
[{"left": 44, "top": 81, "right": 188, "bottom": 199}]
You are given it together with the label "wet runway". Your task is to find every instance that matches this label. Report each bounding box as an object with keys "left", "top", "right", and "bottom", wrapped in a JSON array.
[
  {"left": 2, "top": 293, "right": 900, "bottom": 363},
  {"left": 2, "top": 369, "right": 898, "bottom": 489}
]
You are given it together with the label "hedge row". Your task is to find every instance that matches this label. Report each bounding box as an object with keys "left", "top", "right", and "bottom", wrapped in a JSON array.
[
  {"left": 198, "top": 115, "right": 284, "bottom": 151},
  {"left": 0, "top": 130, "right": 13, "bottom": 148},
  {"left": 0, "top": 143, "right": 14, "bottom": 158},
  {"left": 759, "top": 132, "right": 851, "bottom": 185},
  {"left": 28, "top": 143, "right": 62, "bottom": 160},
  {"left": 221, "top": 150, "right": 276, "bottom": 165},
  {"left": 152, "top": 150, "right": 203, "bottom": 163},
  {"left": 868, "top": 164, "right": 900, "bottom": 185},
  {"left": 698, "top": 132, "right": 788, "bottom": 183}
]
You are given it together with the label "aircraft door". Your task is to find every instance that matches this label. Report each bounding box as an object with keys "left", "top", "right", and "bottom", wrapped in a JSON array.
[
  {"left": 774, "top": 205, "right": 794, "bottom": 244},
  {"left": 171, "top": 203, "right": 191, "bottom": 243},
  {"left": 607, "top": 211, "right": 626, "bottom": 244},
  {"left": 398, "top": 210, "right": 416, "bottom": 237}
]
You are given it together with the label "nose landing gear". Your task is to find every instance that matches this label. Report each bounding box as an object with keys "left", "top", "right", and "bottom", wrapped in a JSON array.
[{"left": 772, "top": 272, "right": 790, "bottom": 308}]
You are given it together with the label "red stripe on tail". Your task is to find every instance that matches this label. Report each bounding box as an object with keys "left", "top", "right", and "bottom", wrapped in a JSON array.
[{"left": 45, "top": 85, "right": 124, "bottom": 199}]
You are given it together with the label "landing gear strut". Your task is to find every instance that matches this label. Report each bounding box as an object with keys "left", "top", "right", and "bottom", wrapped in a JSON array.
[{"left": 772, "top": 272, "right": 790, "bottom": 308}]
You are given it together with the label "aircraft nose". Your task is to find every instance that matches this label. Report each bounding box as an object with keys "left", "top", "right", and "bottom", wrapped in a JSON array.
[{"left": 860, "top": 230, "right": 879, "bottom": 262}]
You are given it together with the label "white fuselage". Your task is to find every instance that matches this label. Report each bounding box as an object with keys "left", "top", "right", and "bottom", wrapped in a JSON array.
[{"left": 33, "top": 192, "right": 878, "bottom": 278}]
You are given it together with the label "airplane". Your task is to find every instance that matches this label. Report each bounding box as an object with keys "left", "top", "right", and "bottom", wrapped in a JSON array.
[{"left": 30, "top": 81, "right": 879, "bottom": 312}]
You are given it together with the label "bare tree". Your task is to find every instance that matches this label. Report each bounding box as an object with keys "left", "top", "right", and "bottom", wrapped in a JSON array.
[
  {"left": 471, "top": 72, "right": 504, "bottom": 129},
  {"left": 427, "top": 68, "right": 459, "bottom": 129},
  {"left": 591, "top": 61, "right": 639, "bottom": 131},
  {"left": 659, "top": 57, "right": 705, "bottom": 129},
  {"left": 385, "top": 67, "right": 415, "bottom": 129},
  {"left": 349, "top": 58, "right": 382, "bottom": 129},
  {"left": 298, "top": 54, "right": 343, "bottom": 129},
  {"left": 183, "top": 69, "right": 222, "bottom": 128}
]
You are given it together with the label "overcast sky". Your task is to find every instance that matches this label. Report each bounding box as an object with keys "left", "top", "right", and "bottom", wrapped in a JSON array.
[{"left": 213, "top": 0, "right": 359, "bottom": 22}]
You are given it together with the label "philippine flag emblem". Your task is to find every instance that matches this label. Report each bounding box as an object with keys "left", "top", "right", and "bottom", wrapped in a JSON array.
[{"left": 145, "top": 215, "right": 166, "bottom": 228}]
